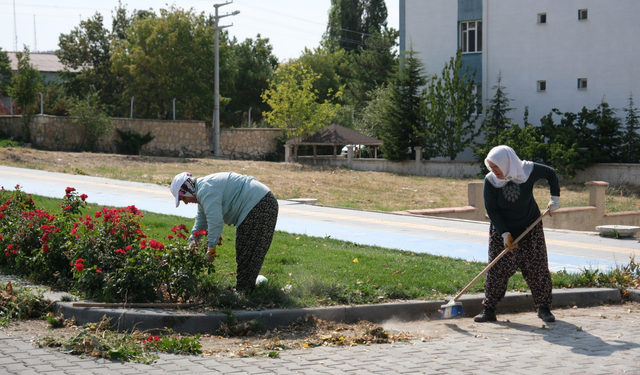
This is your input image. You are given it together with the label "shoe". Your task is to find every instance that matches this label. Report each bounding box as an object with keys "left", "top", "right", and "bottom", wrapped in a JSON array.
[
  {"left": 537, "top": 307, "right": 555, "bottom": 322},
  {"left": 474, "top": 308, "right": 497, "bottom": 322}
]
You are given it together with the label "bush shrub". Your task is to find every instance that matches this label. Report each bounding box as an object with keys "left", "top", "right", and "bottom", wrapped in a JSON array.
[
  {"left": 0, "top": 186, "right": 214, "bottom": 303},
  {"left": 115, "top": 129, "right": 155, "bottom": 155}
]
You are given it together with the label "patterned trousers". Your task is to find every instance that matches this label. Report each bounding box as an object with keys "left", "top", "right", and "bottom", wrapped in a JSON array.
[
  {"left": 235, "top": 192, "right": 279, "bottom": 292},
  {"left": 482, "top": 221, "right": 553, "bottom": 310}
]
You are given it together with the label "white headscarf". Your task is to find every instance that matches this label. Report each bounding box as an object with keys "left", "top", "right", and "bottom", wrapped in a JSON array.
[
  {"left": 170, "top": 172, "right": 196, "bottom": 207},
  {"left": 484, "top": 145, "right": 534, "bottom": 188}
]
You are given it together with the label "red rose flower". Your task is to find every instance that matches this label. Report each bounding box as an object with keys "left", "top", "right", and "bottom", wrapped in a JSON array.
[
  {"left": 74, "top": 259, "right": 84, "bottom": 272},
  {"left": 42, "top": 244, "right": 50, "bottom": 253},
  {"left": 80, "top": 194, "right": 88, "bottom": 201}
]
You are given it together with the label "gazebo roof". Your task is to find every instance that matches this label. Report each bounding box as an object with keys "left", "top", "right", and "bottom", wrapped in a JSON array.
[{"left": 286, "top": 124, "right": 382, "bottom": 146}]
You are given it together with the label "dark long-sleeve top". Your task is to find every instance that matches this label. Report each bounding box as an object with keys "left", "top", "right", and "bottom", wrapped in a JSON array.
[{"left": 483, "top": 163, "right": 560, "bottom": 235}]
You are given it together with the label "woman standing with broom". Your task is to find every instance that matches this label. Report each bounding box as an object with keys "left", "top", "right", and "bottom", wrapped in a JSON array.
[{"left": 474, "top": 145, "right": 560, "bottom": 323}]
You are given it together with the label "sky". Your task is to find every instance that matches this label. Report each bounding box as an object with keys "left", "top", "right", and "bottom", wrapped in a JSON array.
[{"left": 0, "top": 0, "right": 400, "bottom": 61}]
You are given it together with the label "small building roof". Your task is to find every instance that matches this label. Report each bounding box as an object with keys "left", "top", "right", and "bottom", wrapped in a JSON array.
[
  {"left": 286, "top": 124, "right": 382, "bottom": 146},
  {"left": 7, "top": 52, "right": 81, "bottom": 73}
]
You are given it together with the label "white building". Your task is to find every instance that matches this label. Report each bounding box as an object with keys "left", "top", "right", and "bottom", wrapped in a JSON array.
[{"left": 400, "top": 0, "right": 640, "bottom": 160}]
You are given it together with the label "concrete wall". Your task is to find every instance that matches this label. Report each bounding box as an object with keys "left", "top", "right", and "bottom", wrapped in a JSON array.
[
  {"left": 570, "top": 164, "right": 640, "bottom": 186},
  {"left": 291, "top": 148, "right": 640, "bottom": 187},
  {"left": 296, "top": 156, "right": 482, "bottom": 179},
  {"left": 400, "top": 181, "right": 640, "bottom": 235}
]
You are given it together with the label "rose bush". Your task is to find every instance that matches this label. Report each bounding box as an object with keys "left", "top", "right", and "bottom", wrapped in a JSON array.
[{"left": 0, "top": 186, "right": 215, "bottom": 303}]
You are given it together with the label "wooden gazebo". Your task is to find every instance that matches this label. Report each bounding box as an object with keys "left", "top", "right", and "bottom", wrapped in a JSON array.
[{"left": 285, "top": 124, "right": 382, "bottom": 158}]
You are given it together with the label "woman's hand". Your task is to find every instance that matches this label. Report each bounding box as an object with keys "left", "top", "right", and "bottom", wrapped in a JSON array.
[
  {"left": 207, "top": 247, "right": 216, "bottom": 262},
  {"left": 502, "top": 232, "right": 517, "bottom": 252},
  {"left": 548, "top": 196, "right": 560, "bottom": 212}
]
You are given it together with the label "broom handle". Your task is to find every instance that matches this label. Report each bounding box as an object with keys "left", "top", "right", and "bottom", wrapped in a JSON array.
[{"left": 451, "top": 209, "right": 550, "bottom": 303}]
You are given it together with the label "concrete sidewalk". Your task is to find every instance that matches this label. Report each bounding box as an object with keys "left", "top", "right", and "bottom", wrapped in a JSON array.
[{"left": 52, "top": 287, "right": 624, "bottom": 334}]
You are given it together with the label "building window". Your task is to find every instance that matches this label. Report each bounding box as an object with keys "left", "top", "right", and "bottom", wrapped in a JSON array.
[
  {"left": 537, "top": 80, "right": 546, "bottom": 91},
  {"left": 577, "top": 78, "right": 587, "bottom": 89},
  {"left": 579, "top": 9, "right": 588, "bottom": 20},
  {"left": 538, "top": 13, "right": 547, "bottom": 24},
  {"left": 460, "top": 21, "right": 482, "bottom": 53}
]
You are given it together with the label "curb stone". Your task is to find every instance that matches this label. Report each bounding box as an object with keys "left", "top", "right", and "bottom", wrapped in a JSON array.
[{"left": 53, "top": 287, "right": 622, "bottom": 334}]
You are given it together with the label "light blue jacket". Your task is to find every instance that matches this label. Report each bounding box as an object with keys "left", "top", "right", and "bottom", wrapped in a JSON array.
[{"left": 191, "top": 172, "right": 270, "bottom": 248}]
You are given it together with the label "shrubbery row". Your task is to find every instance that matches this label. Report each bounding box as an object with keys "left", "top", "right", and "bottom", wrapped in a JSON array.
[{"left": 0, "top": 186, "right": 214, "bottom": 303}]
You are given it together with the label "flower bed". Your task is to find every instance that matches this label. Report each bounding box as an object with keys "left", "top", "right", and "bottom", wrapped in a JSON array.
[{"left": 0, "top": 185, "right": 214, "bottom": 303}]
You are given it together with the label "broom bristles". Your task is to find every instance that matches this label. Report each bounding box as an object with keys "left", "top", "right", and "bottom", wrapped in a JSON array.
[{"left": 439, "top": 301, "right": 465, "bottom": 319}]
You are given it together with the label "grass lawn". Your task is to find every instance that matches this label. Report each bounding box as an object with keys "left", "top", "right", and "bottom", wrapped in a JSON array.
[{"left": 25, "top": 193, "right": 596, "bottom": 310}]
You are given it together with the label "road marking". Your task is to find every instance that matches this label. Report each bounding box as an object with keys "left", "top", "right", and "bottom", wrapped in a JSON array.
[{"left": 280, "top": 207, "right": 640, "bottom": 256}]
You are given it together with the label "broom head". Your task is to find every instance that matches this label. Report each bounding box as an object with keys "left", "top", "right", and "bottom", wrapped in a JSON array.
[{"left": 440, "top": 299, "right": 465, "bottom": 319}]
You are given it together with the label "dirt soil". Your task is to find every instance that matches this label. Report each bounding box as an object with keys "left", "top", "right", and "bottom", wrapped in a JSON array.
[{"left": 2, "top": 302, "right": 639, "bottom": 358}]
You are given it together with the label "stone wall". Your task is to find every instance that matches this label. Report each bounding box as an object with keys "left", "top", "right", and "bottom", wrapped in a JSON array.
[
  {"left": 210, "top": 127, "right": 282, "bottom": 160},
  {"left": 0, "top": 115, "right": 284, "bottom": 159},
  {"left": 0, "top": 116, "right": 21, "bottom": 138},
  {"left": 1, "top": 115, "right": 209, "bottom": 157},
  {"left": 111, "top": 118, "right": 209, "bottom": 157}
]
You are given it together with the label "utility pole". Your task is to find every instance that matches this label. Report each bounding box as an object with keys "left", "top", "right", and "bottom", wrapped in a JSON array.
[
  {"left": 33, "top": 15, "right": 37, "bottom": 52},
  {"left": 13, "top": 0, "right": 18, "bottom": 51},
  {"left": 212, "top": 1, "right": 240, "bottom": 156}
]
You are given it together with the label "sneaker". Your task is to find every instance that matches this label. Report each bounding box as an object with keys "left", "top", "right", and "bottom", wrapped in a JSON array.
[
  {"left": 537, "top": 307, "right": 555, "bottom": 322},
  {"left": 474, "top": 308, "right": 497, "bottom": 322}
]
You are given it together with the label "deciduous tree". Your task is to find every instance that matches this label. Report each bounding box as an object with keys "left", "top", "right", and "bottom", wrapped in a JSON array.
[
  {"left": 0, "top": 47, "right": 12, "bottom": 97},
  {"left": 56, "top": 7, "right": 127, "bottom": 115},
  {"left": 8, "top": 47, "right": 43, "bottom": 141},
  {"left": 69, "top": 89, "right": 114, "bottom": 152},
  {"left": 111, "top": 5, "right": 232, "bottom": 121},
  {"left": 261, "top": 61, "right": 342, "bottom": 157},
  {"left": 227, "top": 34, "right": 278, "bottom": 126}
]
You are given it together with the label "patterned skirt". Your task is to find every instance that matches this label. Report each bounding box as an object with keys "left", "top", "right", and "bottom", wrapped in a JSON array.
[{"left": 234, "top": 192, "right": 279, "bottom": 292}]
